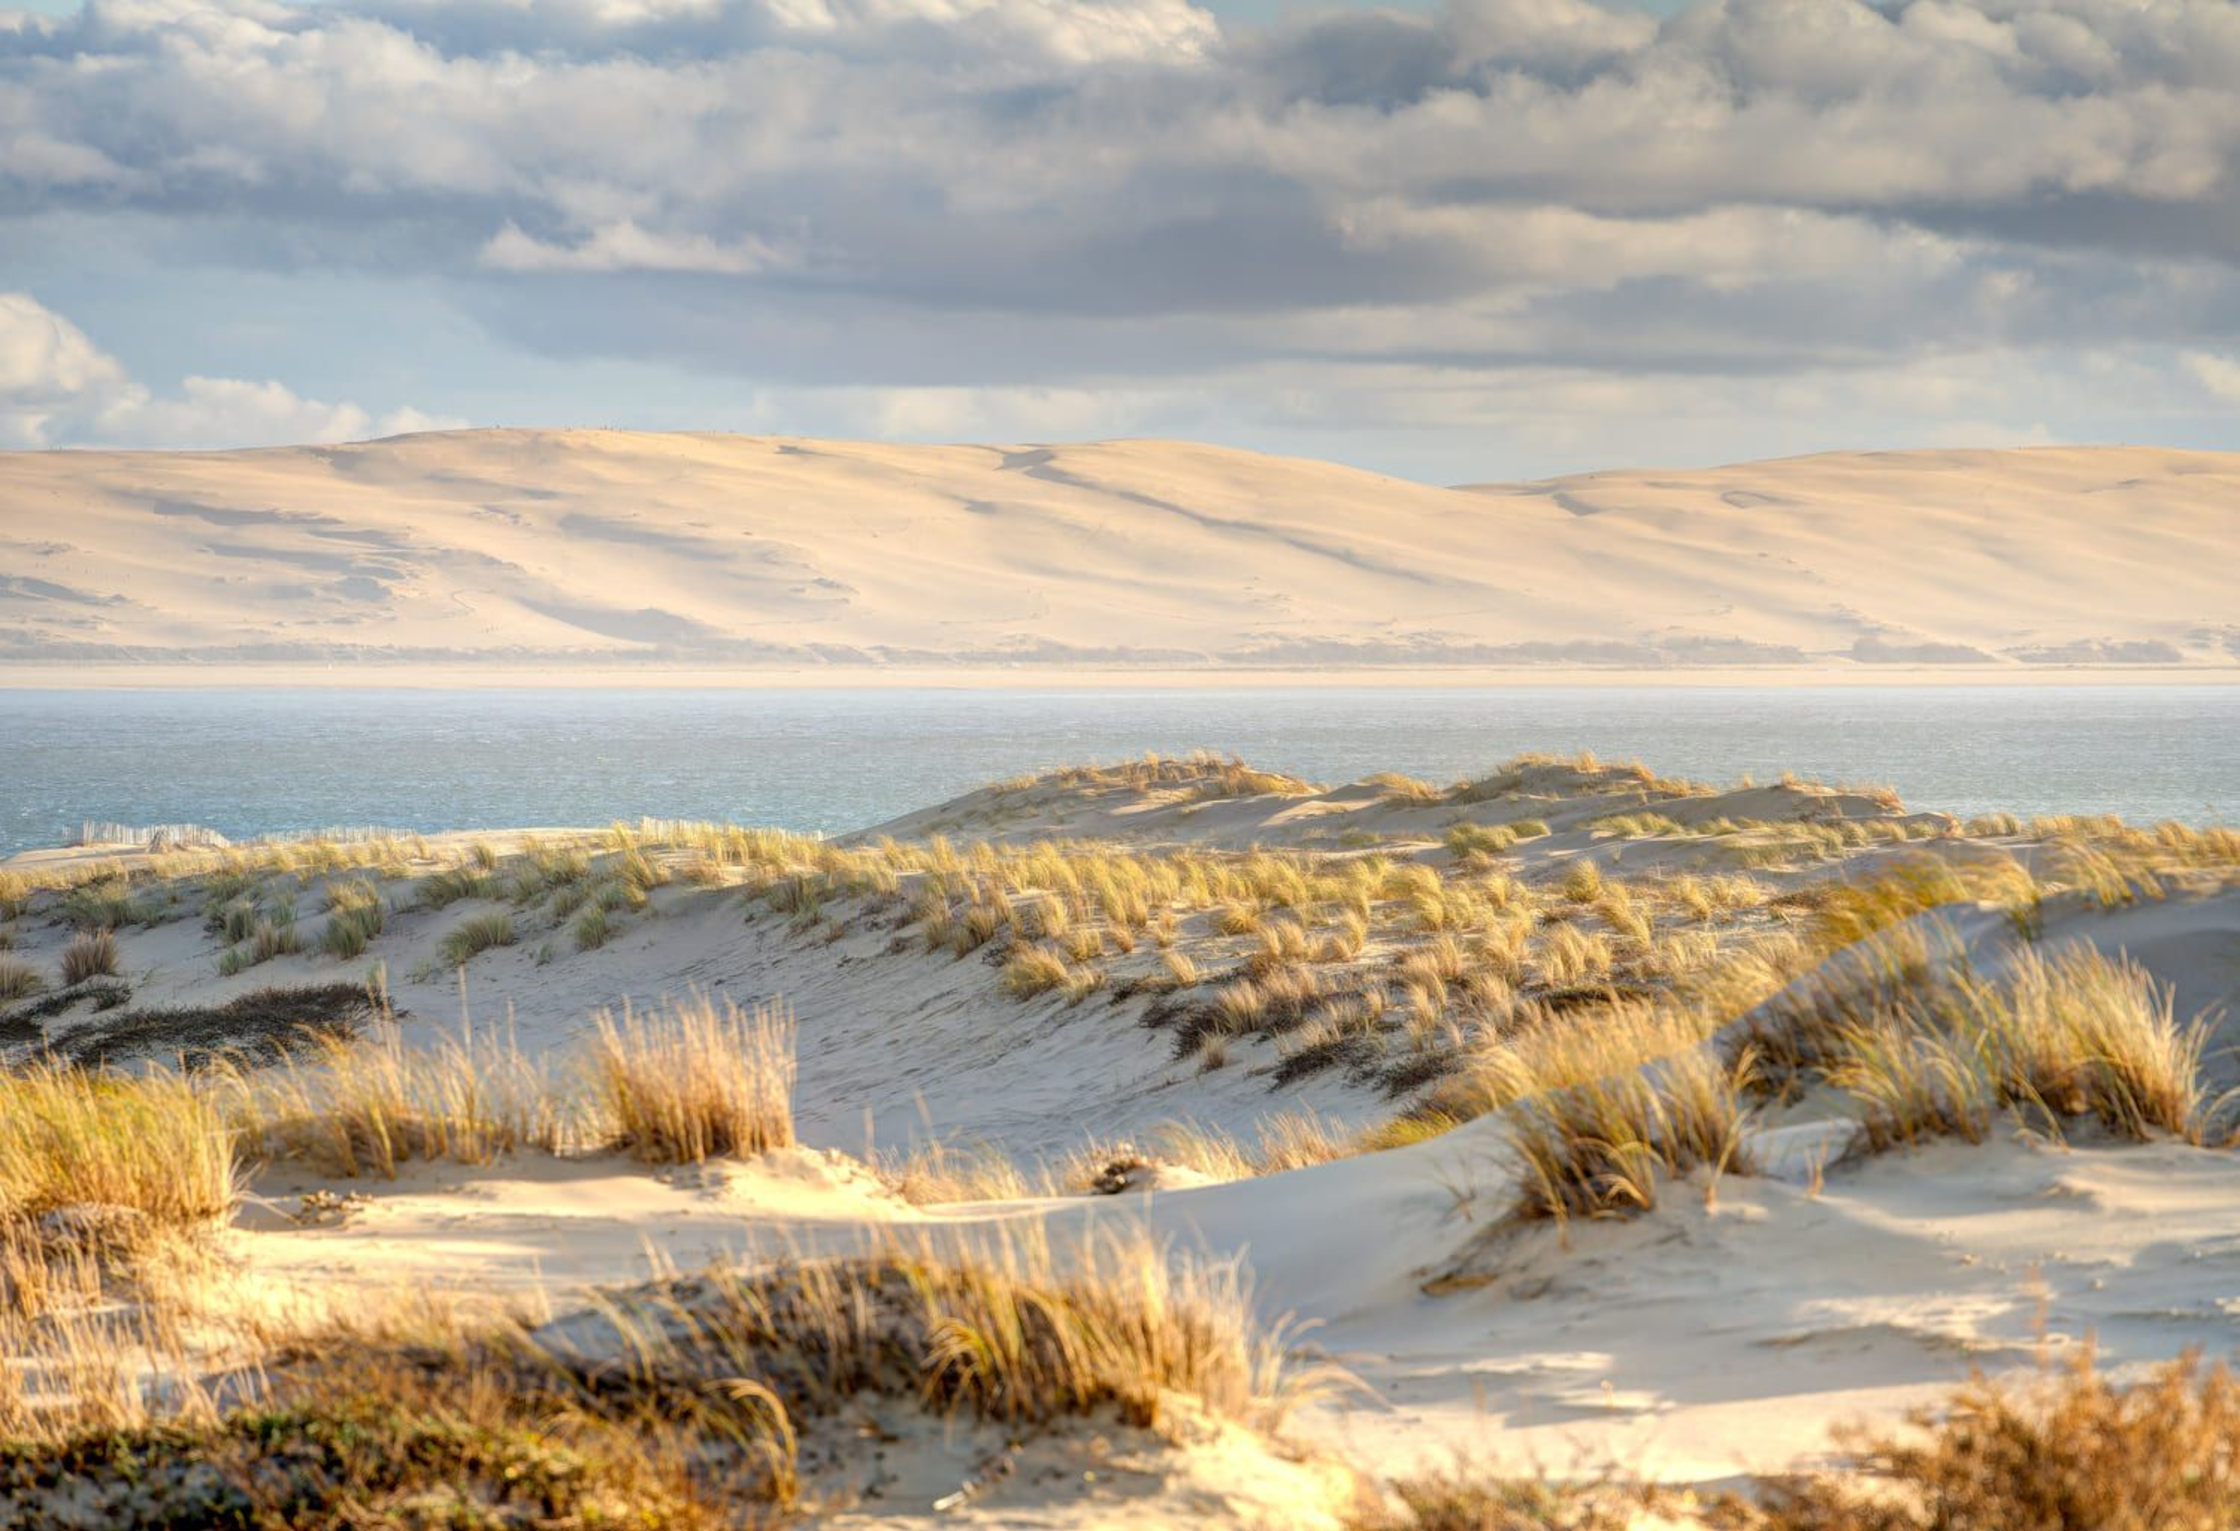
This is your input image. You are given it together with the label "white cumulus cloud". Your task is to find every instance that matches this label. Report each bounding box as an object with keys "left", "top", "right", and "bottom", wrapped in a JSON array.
[{"left": 0, "top": 293, "right": 457, "bottom": 449}]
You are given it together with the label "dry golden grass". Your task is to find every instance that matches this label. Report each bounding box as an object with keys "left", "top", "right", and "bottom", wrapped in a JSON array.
[
  {"left": 1414, "top": 994, "right": 1710, "bottom": 1127},
  {"left": 1810, "top": 855, "right": 2040, "bottom": 949},
  {"left": 0, "top": 956, "right": 39, "bottom": 1004},
  {"left": 1115, "top": 1111, "right": 1360, "bottom": 1183},
  {"left": 1002, "top": 942, "right": 1084, "bottom": 999},
  {"left": 58, "top": 929, "right": 118, "bottom": 985},
  {"left": 592, "top": 995, "right": 795, "bottom": 1164},
  {"left": 233, "top": 1020, "right": 578, "bottom": 1178},
  {"left": 0, "top": 1065, "right": 238, "bottom": 1236},
  {"left": 1368, "top": 772, "right": 1447, "bottom": 806},
  {"left": 1591, "top": 811, "right": 1685, "bottom": 839},
  {"left": 1538, "top": 923, "right": 1614, "bottom": 986},
  {"left": 1505, "top": 1046, "right": 1755, "bottom": 1223},
  {"left": 1361, "top": 1348, "right": 2240, "bottom": 1530},
  {"left": 1825, "top": 946, "right": 2220, "bottom": 1151},
  {"left": 2, "top": 1218, "right": 1324, "bottom": 1527},
  {"left": 1354, "top": 1469, "right": 1663, "bottom": 1531},
  {"left": 1750, "top": 1348, "right": 2240, "bottom": 1531},
  {"left": 1036, "top": 750, "right": 1317, "bottom": 802}
]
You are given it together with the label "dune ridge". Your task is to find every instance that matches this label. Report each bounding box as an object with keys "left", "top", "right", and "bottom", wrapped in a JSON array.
[{"left": 2, "top": 430, "right": 2235, "bottom": 676}]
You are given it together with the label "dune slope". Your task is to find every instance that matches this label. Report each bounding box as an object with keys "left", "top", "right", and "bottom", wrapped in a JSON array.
[
  {"left": 1, "top": 431, "right": 2234, "bottom": 672},
  {"left": 6, "top": 755, "right": 2240, "bottom": 1522}
]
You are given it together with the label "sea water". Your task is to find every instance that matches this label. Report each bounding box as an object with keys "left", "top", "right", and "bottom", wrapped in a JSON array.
[{"left": 2, "top": 685, "right": 2234, "bottom": 856}]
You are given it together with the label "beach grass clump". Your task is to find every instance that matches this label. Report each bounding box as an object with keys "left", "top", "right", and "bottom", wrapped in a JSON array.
[
  {"left": 1810, "top": 854, "right": 2038, "bottom": 950},
  {"left": 249, "top": 915, "right": 300, "bottom": 964},
  {"left": 1504, "top": 1047, "right": 1755, "bottom": 1223},
  {"left": 232, "top": 1022, "right": 574, "bottom": 1179},
  {"left": 59, "top": 930, "right": 119, "bottom": 987},
  {"left": 598, "top": 1226, "right": 1310, "bottom": 1432},
  {"left": 1751, "top": 1349, "right": 2240, "bottom": 1531},
  {"left": 318, "top": 878, "right": 386, "bottom": 960},
  {"left": 437, "top": 910, "right": 515, "bottom": 969},
  {"left": 1827, "top": 946, "right": 2217, "bottom": 1150},
  {"left": 1366, "top": 772, "right": 1445, "bottom": 806},
  {"left": 1001, "top": 944, "right": 1075, "bottom": 999},
  {"left": 512, "top": 840, "right": 591, "bottom": 901},
  {"left": 0, "top": 1064, "right": 237, "bottom": 1237},
  {"left": 1357, "top": 1349, "right": 2240, "bottom": 1531},
  {"left": 1557, "top": 859, "right": 1603, "bottom": 903},
  {"left": 415, "top": 865, "right": 494, "bottom": 911},
  {"left": 574, "top": 902, "right": 613, "bottom": 951},
  {"left": 1826, "top": 1012, "right": 1998, "bottom": 1153},
  {"left": 1590, "top": 812, "right": 1685, "bottom": 839},
  {"left": 214, "top": 907, "right": 300, "bottom": 976},
  {"left": 58, "top": 876, "right": 167, "bottom": 934},
  {"left": 1444, "top": 822, "right": 1519, "bottom": 859},
  {"left": 591, "top": 996, "right": 795, "bottom": 1165},
  {"left": 0, "top": 957, "right": 41, "bottom": 1005}
]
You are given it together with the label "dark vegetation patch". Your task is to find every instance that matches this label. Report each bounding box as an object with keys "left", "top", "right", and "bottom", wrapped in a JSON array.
[
  {"left": 0, "top": 980, "right": 133, "bottom": 1041},
  {"left": 1376, "top": 1048, "right": 1462, "bottom": 1098},
  {"left": 1530, "top": 981, "right": 1652, "bottom": 1014},
  {"left": 1167, "top": 1004, "right": 1231, "bottom": 1062},
  {"left": 1268, "top": 1032, "right": 1379, "bottom": 1088},
  {"left": 47, "top": 984, "right": 385, "bottom": 1070},
  {"left": 0, "top": 1389, "right": 721, "bottom": 1531}
]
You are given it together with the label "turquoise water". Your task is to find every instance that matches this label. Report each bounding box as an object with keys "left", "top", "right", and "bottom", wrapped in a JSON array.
[{"left": 1, "top": 686, "right": 2233, "bottom": 856}]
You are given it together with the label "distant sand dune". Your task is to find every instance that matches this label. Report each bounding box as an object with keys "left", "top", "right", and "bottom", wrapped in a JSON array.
[{"left": 0, "top": 430, "right": 2233, "bottom": 673}]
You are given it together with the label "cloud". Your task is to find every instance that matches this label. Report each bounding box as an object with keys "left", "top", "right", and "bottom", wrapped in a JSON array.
[
  {"left": 2181, "top": 351, "right": 2240, "bottom": 406},
  {"left": 0, "top": 292, "right": 456, "bottom": 448},
  {"left": 480, "top": 220, "right": 787, "bottom": 275},
  {"left": 2, "top": 0, "right": 2239, "bottom": 470}
]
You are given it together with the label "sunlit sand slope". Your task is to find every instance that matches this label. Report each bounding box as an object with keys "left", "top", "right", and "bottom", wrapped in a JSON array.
[{"left": 2, "top": 431, "right": 2234, "bottom": 670}]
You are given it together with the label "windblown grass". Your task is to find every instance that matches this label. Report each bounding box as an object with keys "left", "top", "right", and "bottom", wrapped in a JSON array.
[
  {"left": 4, "top": 993, "right": 804, "bottom": 1238},
  {"left": 415, "top": 864, "right": 494, "bottom": 910},
  {"left": 232, "top": 1021, "right": 577, "bottom": 1179},
  {"left": 573, "top": 901, "right": 613, "bottom": 951},
  {"left": 0, "top": 1223, "right": 1319, "bottom": 1525},
  {"left": 591, "top": 996, "right": 795, "bottom": 1164},
  {"left": 1505, "top": 1047, "right": 1756, "bottom": 1223},
  {"left": 0, "top": 1065, "right": 237, "bottom": 1237},
  {"left": 1826, "top": 945, "right": 2222, "bottom": 1150}
]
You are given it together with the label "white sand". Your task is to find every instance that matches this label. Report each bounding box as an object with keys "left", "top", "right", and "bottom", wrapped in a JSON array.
[
  {"left": 2, "top": 430, "right": 2235, "bottom": 676},
  {"left": 9, "top": 767, "right": 2240, "bottom": 1522}
]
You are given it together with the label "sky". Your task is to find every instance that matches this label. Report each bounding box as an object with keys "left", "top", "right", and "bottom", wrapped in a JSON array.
[{"left": 2, "top": 0, "right": 2238, "bottom": 482}]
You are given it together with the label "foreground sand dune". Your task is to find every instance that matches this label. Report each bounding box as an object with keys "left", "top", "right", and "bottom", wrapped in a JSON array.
[
  {"left": 2, "top": 430, "right": 2237, "bottom": 675},
  {"left": 5, "top": 753, "right": 2240, "bottom": 1524}
]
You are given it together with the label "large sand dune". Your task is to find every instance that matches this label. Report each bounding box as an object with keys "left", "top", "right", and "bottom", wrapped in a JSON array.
[{"left": 1, "top": 430, "right": 2234, "bottom": 674}]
